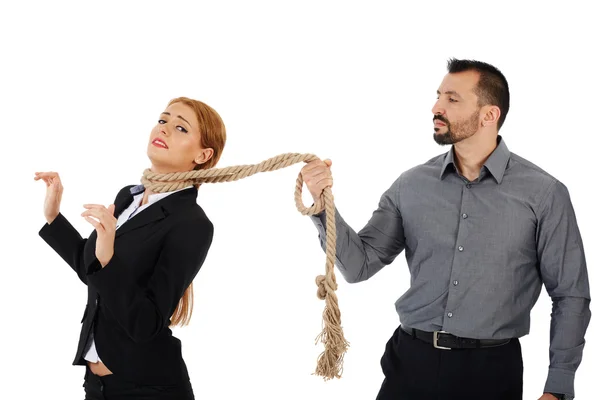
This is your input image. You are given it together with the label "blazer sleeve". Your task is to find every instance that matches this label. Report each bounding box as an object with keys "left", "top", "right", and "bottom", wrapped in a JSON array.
[
  {"left": 86, "top": 216, "right": 214, "bottom": 343},
  {"left": 38, "top": 185, "right": 133, "bottom": 285},
  {"left": 38, "top": 212, "right": 89, "bottom": 285}
]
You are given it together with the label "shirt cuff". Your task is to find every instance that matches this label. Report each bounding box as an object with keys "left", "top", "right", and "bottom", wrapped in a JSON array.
[
  {"left": 544, "top": 368, "right": 575, "bottom": 397},
  {"left": 308, "top": 203, "right": 326, "bottom": 221}
]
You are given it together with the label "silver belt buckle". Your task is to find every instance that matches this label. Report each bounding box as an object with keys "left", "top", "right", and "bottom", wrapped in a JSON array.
[{"left": 433, "top": 331, "right": 451, "bottom": 350}]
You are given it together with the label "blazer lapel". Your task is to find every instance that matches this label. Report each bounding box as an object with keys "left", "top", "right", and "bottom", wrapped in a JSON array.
[
  {"left": 112, "top": 185, "right": 198, "bottom": 238},
  {"left": 110, "top": 186, "right": 166, "bottom": 238},
  {"left": 116, "top": 203, "right": 167, "bottom": 238},
  {"left": 114, "top": 188, "right": 135, "bottom": 219}
]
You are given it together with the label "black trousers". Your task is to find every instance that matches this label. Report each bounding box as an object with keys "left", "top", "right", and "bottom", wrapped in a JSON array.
[
  {"left": 83, "top": 365, "right": 195, "bottom": 400},
  {"left": 376, "top": 326, "right": 523, "bottom": 400}
]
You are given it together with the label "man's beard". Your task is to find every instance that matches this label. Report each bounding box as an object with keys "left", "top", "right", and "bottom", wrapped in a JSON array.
[{"left": 433, "top": 109, "right": 480, "bottom": 145}]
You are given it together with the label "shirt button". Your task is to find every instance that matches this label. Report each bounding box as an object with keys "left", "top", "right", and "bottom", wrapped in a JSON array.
[
  {"left": 458, "top": 246, "right": 464, "bottom": 252},
  {"left": 453, "top": 280, "right": 459, "bottom": 286},
  {"left": 466, "top": 183, "right": 472, "bottom": 188},
  {"left": 462, "top": 213, "right": 468, "bottom": 219},
  {"left": 447, "top": 312, "right": 453, "bottom": 318}
]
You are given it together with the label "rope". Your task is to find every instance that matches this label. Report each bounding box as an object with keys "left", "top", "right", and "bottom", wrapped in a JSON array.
[{"left": 140, "top": 153, "right": 349, "bottom": 380}]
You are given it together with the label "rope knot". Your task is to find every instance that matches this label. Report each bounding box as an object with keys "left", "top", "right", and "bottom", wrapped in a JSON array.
[{"left": 315, "top": 274, "right": 337, "bottom": 300}]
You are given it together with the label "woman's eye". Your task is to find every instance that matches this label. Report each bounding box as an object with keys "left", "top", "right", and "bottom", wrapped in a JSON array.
[
  {"left": 157, "top": 119, "right": 187, "bottom": 133},
  {"left": 449, "top": 98, "right": 457, "bottom": 103}
]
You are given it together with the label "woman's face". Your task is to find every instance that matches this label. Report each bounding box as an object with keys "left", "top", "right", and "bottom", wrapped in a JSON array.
[{"left": 147, "top": 102, "right": 213, "bottom": 174}]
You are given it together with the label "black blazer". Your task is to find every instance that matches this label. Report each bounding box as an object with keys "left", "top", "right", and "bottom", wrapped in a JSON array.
[{"left": 38, "top": 184, "right": 214, "bottom": 384}]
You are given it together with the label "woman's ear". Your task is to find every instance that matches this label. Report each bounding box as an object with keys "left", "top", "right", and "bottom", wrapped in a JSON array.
[{"left": 195, "top": 148, "right": 214, "bottom": 165}]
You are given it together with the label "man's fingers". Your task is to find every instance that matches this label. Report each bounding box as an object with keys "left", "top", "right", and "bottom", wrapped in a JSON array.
[
  {"left": 309, "top": 169, "right": 332, "bottom": 183},
  {"left": 303, "top": 159, "right": 329, "bottom": 173},
  {"left": 316, "top": 177, "right": 333, "bottom": 189},
  {"left": 303, "top": 167, "right": 332, "bottom": 183}
]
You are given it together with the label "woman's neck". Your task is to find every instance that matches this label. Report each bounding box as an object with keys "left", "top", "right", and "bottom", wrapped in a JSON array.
[{"left": 140, "top": 189, "right": 156, "bottom": 206}]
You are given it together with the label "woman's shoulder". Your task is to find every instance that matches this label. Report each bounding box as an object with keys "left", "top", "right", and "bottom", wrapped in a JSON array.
[{"left": 171, "top": 203, "right": 213, "bottom": 229}]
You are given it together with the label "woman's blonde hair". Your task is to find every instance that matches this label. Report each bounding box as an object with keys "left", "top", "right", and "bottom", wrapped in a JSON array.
[{"left": 167, "top": 96, "right": 226, "bottom": 327}]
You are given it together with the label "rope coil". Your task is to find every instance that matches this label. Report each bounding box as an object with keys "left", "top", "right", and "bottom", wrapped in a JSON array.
[{"left": 141, "top": 153, "right": 349, "bottom": 380}]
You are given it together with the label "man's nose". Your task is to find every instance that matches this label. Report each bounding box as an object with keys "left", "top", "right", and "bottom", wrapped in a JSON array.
[{"left": 432, "top": 100, "right": 444, "bottom": 116}]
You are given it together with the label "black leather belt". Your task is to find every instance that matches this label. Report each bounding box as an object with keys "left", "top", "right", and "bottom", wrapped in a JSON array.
[{"left": 401, "top": 326, "right": 511, "bottom": 350}]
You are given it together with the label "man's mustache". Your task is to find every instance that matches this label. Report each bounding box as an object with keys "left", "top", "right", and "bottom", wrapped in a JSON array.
[{"left": 433, "top": 115, "right": 449, "bottom": 125}]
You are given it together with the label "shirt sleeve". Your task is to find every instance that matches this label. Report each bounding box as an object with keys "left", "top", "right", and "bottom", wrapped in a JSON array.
[
  {"left": 86, "top": 217, "right": 214, "bottom": 343},
  {"left": 536, "top": 180, "right": 591, "bottom": 397},
  {"left": 309, "top": 177, "right": 405, "bottom": 283}
]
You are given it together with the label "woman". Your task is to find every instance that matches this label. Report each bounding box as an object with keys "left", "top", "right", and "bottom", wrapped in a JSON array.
[{"left": 35, "top": 97, "right": 226, "bottom": 399}]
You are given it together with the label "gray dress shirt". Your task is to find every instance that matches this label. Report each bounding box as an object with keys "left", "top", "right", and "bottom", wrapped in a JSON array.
[{"left": 310, "top": 136, "right": 590, "bottom": 397}]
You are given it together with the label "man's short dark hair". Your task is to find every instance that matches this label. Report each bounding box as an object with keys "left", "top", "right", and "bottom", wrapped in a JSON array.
[{"left": 447, "top": 58, "right": 510, "bottom": 130}]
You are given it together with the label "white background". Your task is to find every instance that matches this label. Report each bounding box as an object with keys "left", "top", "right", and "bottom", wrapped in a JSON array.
[{"left": 1, "top": 1, "right": 597, "bottom": 398}]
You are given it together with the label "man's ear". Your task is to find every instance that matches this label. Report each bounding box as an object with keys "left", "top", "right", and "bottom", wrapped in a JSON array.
[{"left": 482, "top": 105, "right": 501, "bottom": 128}]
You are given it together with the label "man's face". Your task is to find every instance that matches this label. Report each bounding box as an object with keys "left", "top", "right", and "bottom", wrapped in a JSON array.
[{"left": 432, "top": 70, "right": 482, "bottom": 145}]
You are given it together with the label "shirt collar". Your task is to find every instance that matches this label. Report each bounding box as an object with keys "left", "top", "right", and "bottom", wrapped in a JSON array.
[
  {"left": 129, "top": 184, "right": 194, "bottom": 206},
  {"left": 130, "top": 184, "right": 146, "bottom": 196},
  {"left": 440, "top": 135, "right": 510, "bottom": 184}
]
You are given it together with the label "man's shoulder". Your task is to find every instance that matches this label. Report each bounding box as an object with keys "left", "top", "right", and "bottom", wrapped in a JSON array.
[
  {"left": 506, "top": 152, "right": 568, "bottom": 202},
  {"left": 398, "top": 152, "right": 447, "bottom": 181},
  {"left": 508, "top": 152, "right": 557, "bottom": 181},
  {"left": 378, "top": 153, "right": 447, "bottom": 195}
]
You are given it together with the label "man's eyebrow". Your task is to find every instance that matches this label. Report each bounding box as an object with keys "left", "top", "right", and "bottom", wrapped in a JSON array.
[
  {"left": 436, "top": 90, "right": 463, "bottom": 99},
  {"left": 161, "top": 112, "right": 191, "bottom": 126}
]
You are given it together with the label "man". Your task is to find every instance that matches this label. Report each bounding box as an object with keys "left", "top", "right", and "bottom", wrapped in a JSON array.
[{"left": 301, "top": 58, "right": 590, "bottom": 399}]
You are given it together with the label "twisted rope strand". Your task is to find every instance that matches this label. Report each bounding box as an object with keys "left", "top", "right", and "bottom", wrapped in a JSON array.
[{"left": 141, "top": 153, "right": 349, "bottom": 380}]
